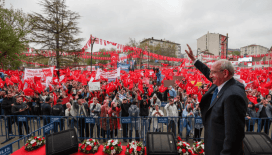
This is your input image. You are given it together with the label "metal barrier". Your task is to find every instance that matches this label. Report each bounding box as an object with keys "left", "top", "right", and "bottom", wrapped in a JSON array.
[
  {"left": 0, "top": 121, "right": 55, "bottom": 154},
  {"left": 1, "top": 115, "right": 272, "bottom": 149}
]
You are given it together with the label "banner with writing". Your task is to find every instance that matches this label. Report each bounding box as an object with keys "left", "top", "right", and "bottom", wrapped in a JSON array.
[{"left": 89, "top": 82, "right": 101, "bottom": 91}]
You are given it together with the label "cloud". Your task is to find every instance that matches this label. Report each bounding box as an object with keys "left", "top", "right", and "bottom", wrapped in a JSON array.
[{"left": 6, "top": 0, "right": 272, "bottom": 54}]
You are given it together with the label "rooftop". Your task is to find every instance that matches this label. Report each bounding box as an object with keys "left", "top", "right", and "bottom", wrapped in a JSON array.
[{"left": 140, "top": 37, "right": 180, "bottom": 45}]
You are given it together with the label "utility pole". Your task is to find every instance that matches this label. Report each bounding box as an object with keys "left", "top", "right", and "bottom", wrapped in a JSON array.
[{"left": 90, "top": 34, "right": 96, "bottom": 72}]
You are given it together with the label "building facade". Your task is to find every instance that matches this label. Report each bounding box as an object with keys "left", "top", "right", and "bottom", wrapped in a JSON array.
[
  {"left": 240, "top": 44, "right": 269, "bottom": 56},
  {"left": 197, "top": 32, "right": 227, "bottom": 56},
  {"left": 140, "top": 37, "right": 181, "bottom": 58}
]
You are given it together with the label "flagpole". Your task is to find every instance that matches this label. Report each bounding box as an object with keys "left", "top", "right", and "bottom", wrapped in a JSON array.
[{"left": 90, "top": 35, "right": 96, "bottom": 72}]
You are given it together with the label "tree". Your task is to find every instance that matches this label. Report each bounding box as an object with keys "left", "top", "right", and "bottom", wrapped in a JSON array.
[
  {"left": 0, "top": 0, "right": 30, "bottom": 69},
  {"left": 29, "top": 0, "right": 84, "bottom": 68},
  {"left": 228, "top": 51, "right": 240, "bottom": 56}
]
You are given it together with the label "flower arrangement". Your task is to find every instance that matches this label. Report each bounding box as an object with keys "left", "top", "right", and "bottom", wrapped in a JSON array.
[
  {"left": 103, "top": 139, "right": 122, "bottom": 155},
  {"left": 79, "top": 138, "right": 100, "bottom": 154},
  {"left": 176, "top": 137, "right": 193, "bottom": 155},
  {"left": 125, "top": 141, "right": 145, "bottom": 155},
  {"left": 192, "top": 141, "right": 205, "bottom": 155},
  {"left": 25, "top": 136, "right": 45, "bottom": 151}
]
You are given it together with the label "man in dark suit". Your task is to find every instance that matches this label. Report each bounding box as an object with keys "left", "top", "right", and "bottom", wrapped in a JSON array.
[{"left": 185, "top": 44, "right": 247, "bottom": 155}]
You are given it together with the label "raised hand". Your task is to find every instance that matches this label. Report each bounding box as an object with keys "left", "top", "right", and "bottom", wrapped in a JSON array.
[{"left": 185, "top": 44, "right": 196, "bottom": 62}]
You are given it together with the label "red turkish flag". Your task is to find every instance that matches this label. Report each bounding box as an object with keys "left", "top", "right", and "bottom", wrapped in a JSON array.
[
  {"left": 0, "top": 79, "right": 5, "bottom": 88},
  {"left": 110, "top": 53, "right": 119, "bottom": 64}
]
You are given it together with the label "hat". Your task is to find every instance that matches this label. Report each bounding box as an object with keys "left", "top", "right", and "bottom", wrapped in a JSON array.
[{"left": 57, "top": 99, "right": 62, "bottom": 103}]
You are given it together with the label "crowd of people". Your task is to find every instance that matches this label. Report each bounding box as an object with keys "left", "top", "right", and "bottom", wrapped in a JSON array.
[{"left": 0, "top": 64, "right": 271, "bottom": 143}]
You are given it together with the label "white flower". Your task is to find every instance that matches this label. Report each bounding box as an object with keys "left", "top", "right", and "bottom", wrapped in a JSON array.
[
  {"left": 30, "top": 140, "right": 36, "bottom": 144},
  {"left": 94, "top": 146, "right": 98, "bottom": 150},
  {"left": 85, "top": 141, "right": 90, "bottom": 145}
]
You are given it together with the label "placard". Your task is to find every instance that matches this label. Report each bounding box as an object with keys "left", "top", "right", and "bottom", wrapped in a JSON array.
[
  {"left": 18, "top": 116, "right": 27, "bottom": 122},
  {"left": 50, "top": 117, "right": 60, "bottom": 123},
  {"left": 158, "top": 117, "right": 168, "bottom": 123},
  {"left": 173, "top": 76, "right": 183, "bottom": 81},
  {"left": 43, "top": 123, "right": 54, "bottom": 135},
  {"left": 85, "top": 118, "right": 95, "bottom": 124},
  {"left": 161, "top": 102, "right": 167, "bottom": 107},
  {"left": 121, "top": 117, "right": 131, "bottom": 124},
  {"left": 89, "top": 82, "right": 100, "bottom": 91},
  {"left": 164, "top": 80, "right": 175, "bottom": 87},
  {"left": 0, "top": 144, "right": 12, "bottom": 155},
  {"left": 195, "top": 117, "right": 203, "bottom": 124}
]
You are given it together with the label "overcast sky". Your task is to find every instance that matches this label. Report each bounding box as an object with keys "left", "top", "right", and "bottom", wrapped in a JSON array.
[{"left": 5, "top": 0, "right": 272, "bottom": 54}]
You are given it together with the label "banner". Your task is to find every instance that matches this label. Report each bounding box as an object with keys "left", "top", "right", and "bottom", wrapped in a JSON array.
[
  {"left": 89, "top": 82, "right": 100, "bottom": 91},
  {"left": 117, "top": 63, "right": 130, "bottom": 72},
  {"left": 95, "top": 68, "right": 120, "bottom": 79},
  {"left": 24, "top": 67, "right": 54, "bottom": 87},
  {"left": 24, "top": 67, "right": 54, "bottom": 80}
]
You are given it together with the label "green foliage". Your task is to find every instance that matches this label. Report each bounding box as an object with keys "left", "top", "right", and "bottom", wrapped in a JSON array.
[
  {"left": 0, "top": 0, "right": 30, "bottom": 69},
  {"left": 29, "top": 0, "right": 84, "bottom": 68},
  {"left": 86, "top": 48, "right": 113, "bottom": 65}
]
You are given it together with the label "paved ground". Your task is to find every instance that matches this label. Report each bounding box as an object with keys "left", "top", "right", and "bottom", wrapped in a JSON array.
[{"left": 0, "top": 110, "right": 271, "bottom": 153}]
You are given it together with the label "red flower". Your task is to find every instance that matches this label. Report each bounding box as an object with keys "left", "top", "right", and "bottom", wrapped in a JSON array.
[
  {"left": 106, "top": 146, "right": 109, "bottom": 150},
  {"left": 177, "top": 146, "right": 180, "bottom": 150},
  {"left": 111, "top": 140, "right": 114, "bottom": 143},
  {"left": 183, "top": 143, "right": 186, "bottom": 147},
  {"left": 32, "top": 142, "right": 37, "bottom": 147},
  {"left": 136, "top": 146, "right": 142, "bottom": 152},
  {"left": 81, "top": 144, "right": 85, "bottom": 150},
  {"left": 34, "top": 136, "right": 37, "bottom": 139},
  {"left": 129, "top": 148, "right": 133, "bottom": 154},
  {"left": 178, "top": 137, "right": 182, "bottom": 141},
  {"left": 111, "top": 146, "right": 114, "bottom": 150},
  {"left": 25, "top": 143, "right": 29, "bottom": 146},
  {"left": 182, "top": 149, "right": 186, "bottom": 153},
  {"left": 42, "top": 137, "right": 45, "bottom": 139},
  {"left": 38, "top": 138, "right": 42, "bottom": 141},
  {"left": 127, "top": 144, "right": 130, "bottom": 148},
  {"left": 86, "top": 145, "right": 92, "bottom": 151},
  {"left": 133, "top": 142, "right": 135, "bottom": 145},
  {"left": 118, "top": 143, "right": 121, "bottom": 147},
  {"left": 199, "top": 149, "right": 204, "bottom": 154},
  {"left": 89, "top": 138, "right": 93, "bottom": 141},
  {"left": 196, "top": 144, "right": 199, "bottom": 147},
  {"left": 94, "top": 142, "right": 97, "bottom": 146},
  {"left": 188, "top": 149, "right": 192, "bottom": 153}
]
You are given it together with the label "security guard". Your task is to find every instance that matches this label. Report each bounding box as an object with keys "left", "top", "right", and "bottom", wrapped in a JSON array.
[
  {"left": 42, "top": 97, "right": 52, "bottom": 126},
  {"left": 52, "top": 99, "right": 64, "bottom": 132}
]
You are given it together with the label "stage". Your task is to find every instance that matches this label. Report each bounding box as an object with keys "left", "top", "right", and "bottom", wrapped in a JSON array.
[{"left": 12, "top": 144, "right": 147, "bottom": 155}]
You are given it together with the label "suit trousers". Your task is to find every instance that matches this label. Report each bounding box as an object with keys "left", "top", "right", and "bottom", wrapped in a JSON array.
[
  {"left": 16, "top": 121, "right": 30, "bottom": 136},
  {"left": 259, "top": 119, "right": 271, "bottom": 135},
  {"left": 193, "top": 128, "right": 203, "bottom": 142},
  {"left": 90, "top": 123, "right": 100, "bottom": 138},
  {"left": 122, "top": 124, "right": 128, "bottom": 141},
  {"left": 78, "top": 118, "right": 89, "bottom": 138}
]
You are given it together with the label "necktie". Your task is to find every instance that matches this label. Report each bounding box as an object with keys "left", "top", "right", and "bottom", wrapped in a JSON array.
[{"left": 210, "top": 87, "right": 218, "bottom": 105}]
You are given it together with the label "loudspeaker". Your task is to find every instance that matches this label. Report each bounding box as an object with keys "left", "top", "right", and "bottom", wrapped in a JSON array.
[
  {"left": 243, "top": 132, "right": 272, "bottom": 155},
  {"left": 46, "top": 128, "right": 78, "bottom": 155},
  {"left": 146, "top": 132, "right": 178, "bottom": 155}
]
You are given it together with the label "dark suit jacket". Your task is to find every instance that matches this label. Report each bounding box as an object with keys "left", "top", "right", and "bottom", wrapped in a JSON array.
[{"left": 195, "top": 60, "right": 247, "bottom": 155}]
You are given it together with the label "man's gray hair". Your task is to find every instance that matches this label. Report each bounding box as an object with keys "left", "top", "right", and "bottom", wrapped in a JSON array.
[{"left": 217, "top": 59, "right": 234, "bottom": 77}]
